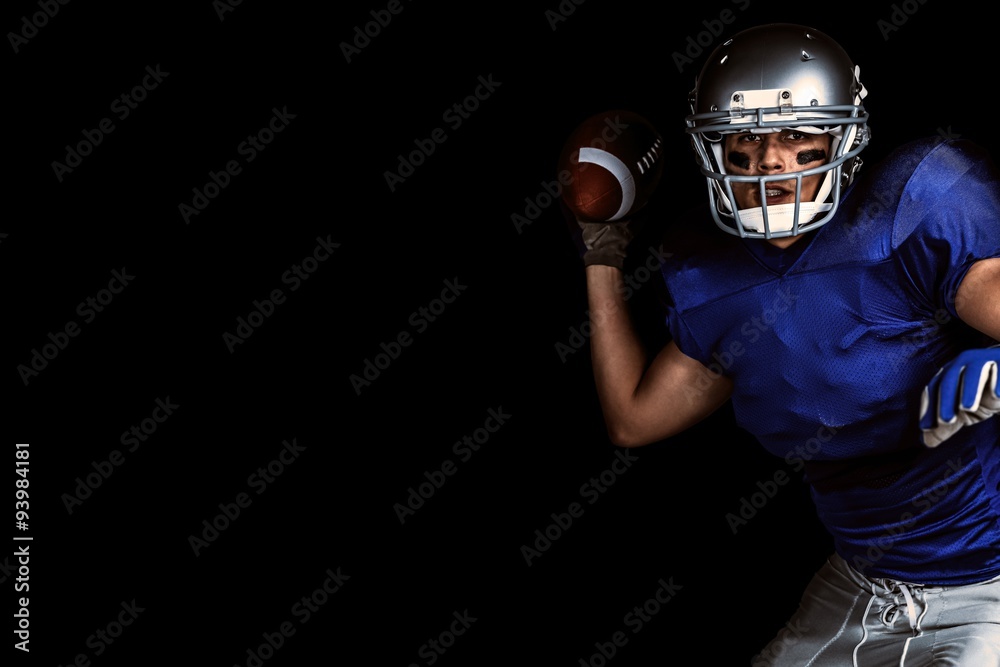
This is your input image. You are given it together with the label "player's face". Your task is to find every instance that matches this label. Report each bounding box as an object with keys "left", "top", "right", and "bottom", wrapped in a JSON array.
[{"left": 723, "top": 130, "right": 833, "bottom": 210}]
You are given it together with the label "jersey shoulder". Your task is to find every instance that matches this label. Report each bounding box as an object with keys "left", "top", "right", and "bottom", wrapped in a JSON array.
[{"left": 814, "top": 136, "right": 998, "bottom": 262}]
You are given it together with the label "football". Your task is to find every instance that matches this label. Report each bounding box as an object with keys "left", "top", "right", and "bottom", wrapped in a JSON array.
[{"left": 557, "top": 109, "right": 663, "bottom": 223}]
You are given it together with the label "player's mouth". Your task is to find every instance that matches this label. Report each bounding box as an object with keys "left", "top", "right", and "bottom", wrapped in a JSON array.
[{"left": 761, "top": 185, "right": 794, "bottom": 206}]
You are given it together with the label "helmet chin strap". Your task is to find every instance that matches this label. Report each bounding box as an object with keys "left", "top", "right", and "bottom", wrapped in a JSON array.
[{"left": 734, "top": 199, "right": 834, "bottom": 235}]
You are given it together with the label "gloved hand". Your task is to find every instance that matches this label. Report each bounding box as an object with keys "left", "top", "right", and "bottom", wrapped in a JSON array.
[
  {"left": 577, "top": 219, "right": 636, "bottom": 269},
  {"left": 561, "top": 201, "right": 639, "bottom": 271},
  {"left": 919, "top": 346, "right": 1000, "bottom": 447}
]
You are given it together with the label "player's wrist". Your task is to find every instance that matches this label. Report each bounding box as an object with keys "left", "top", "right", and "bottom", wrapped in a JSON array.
[
  {"left": 584, "top": 261, "right": 624, "bottom": 277},
  {"left": 583, "top": 247, "right": 628, "bottom": 269}
]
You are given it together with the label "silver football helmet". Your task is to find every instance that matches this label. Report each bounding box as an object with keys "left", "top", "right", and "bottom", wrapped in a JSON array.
[{"left": 685, "top": 23, "right": 870, "bottom": 239}]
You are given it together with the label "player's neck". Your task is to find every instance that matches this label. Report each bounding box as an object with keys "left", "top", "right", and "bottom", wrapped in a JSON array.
[{"left": 766, "top": 235, "right": 806, "bottom": 250}]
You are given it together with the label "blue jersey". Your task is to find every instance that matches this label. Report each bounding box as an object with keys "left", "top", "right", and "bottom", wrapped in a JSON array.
[{"left": 660, "top": 137, "right": 1000, "bottom": 585}]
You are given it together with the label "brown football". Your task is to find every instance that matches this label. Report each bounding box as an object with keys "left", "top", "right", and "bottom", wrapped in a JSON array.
[{"left": 557, "top": 109, "right": 663, "bottom": 222}]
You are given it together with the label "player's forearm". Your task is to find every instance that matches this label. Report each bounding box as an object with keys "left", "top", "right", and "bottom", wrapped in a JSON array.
[{"left": 585, "top": 264, "right": 653, "bottom": 440}]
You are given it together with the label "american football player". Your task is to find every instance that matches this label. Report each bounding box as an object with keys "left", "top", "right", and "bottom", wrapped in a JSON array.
[{"left": 573, "top": 22, "right": 1000, "bottom": 665}]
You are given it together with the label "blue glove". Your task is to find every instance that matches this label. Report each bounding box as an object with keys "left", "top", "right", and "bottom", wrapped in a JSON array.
[{"left": 919, "top": 346, "right": 1000, "bottom": 447}]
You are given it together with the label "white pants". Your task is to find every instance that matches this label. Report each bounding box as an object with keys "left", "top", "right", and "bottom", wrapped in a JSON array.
[{"left": 753, "top": 553, "right": 1000, "bottom": 666}]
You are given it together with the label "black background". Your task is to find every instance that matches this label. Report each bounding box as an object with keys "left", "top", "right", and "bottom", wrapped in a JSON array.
[{"left": 5, "top": 0, "right": 996, "bottom": 665}]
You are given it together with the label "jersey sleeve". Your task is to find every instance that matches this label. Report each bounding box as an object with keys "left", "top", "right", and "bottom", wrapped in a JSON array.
[
  {"left": 891, "top": 139, "right": 1000, "bottom": 318},
  {"left": 655, "top": 206, "right": 718, "bottom": 368},
  {"left": 662, "top": 290, "right": 710, "bottom": 364}
]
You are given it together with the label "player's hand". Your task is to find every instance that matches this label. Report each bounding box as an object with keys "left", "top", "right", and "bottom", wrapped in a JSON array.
[
  {"left": 919, "top": 346, "right": 1000, "bottom": 447},
  {"left": 561, "top": 201, "right": 643, "bottom": 271},
  {"left": 576, "top": 218, "right": 636, "bottom": 270}
]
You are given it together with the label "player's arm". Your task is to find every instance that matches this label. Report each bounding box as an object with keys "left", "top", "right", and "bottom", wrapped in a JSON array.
[
  {"left": 920, "top": 256, "right": 1000, "bottom": 447},
  {"left": 586, "top": 263, "right": 733, "bottom": 448},
  {"left": 556, "top": 109, "right": 730, "bottom": 447},
  {"left": 955, "top": 257, "right": 1000, "bottom": 340}
]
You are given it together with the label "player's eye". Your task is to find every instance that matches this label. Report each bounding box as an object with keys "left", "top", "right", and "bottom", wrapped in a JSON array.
[
  {"left": 784, "top": 131, "right": 806, "bottom": 140},
  {"left": 737, "top": 133, "right": 760, "bottom": 143}
]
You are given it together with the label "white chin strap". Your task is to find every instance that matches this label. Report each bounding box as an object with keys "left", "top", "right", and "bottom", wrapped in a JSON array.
[{"left": 734, "top": 200, "right": 833, "bottom": 234}]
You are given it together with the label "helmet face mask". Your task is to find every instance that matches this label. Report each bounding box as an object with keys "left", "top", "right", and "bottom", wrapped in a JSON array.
[{"left": 685, "top": 23, "right": 870, "bottom": 239}]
